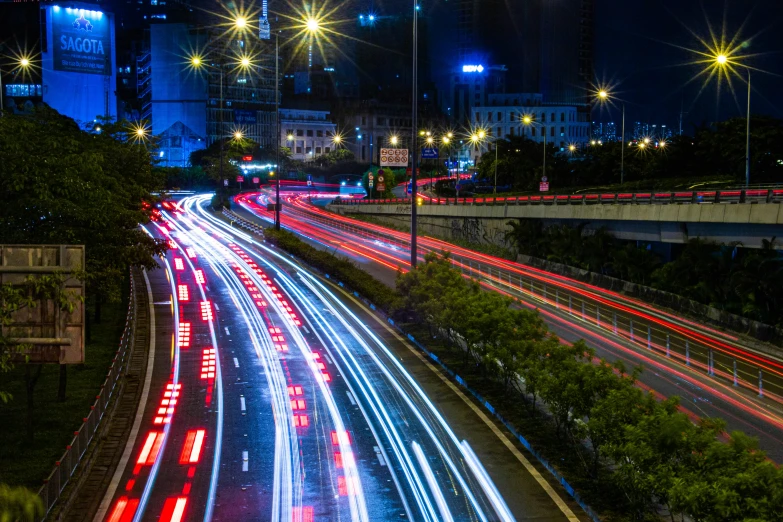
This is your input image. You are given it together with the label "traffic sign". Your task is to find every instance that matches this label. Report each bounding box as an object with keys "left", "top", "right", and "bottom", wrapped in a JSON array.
[
  {"left": 422, "top": 147, "right": 439, "bottom": 159},
  {"left": 377, "top": 183, "right": 385, "bottom": 192},
  {"left": 223, "top": 179, "right": 228, "bottom": 186},
  {"left": 407, "top": 182, "right": 412, "bottom": 195},
  {"left": 252, "top": 177, "right": 259, "bottom": 184},
  {"left": 377, "top": 174, "right": 385, "bottom": 183},
  {"left": 541, "top": 175, "right": 548, "bottom": 182},
  {"left": 539, "top": 181, "right": 550, "bottom": 192},
  {"left": 380, "top": 148, "right": 409, "bottom": 167},
  {"left": 307, "top": 180, "right": 312, "bottom": 186},
  {"left": 236, "top": 175, "right": 244, "bottom": 183}
]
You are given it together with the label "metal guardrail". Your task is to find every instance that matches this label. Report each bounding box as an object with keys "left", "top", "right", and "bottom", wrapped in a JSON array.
[
  {"left": 334, "top": 188, "right": 783, "bottom": 206},
  {"left": 37, "top": 270, "right": 137, "bottom": 519}
]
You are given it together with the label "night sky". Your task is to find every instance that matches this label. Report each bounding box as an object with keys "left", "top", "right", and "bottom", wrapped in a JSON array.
[{"left": 593, "top": 0, "right": 783, "bottom": 130}]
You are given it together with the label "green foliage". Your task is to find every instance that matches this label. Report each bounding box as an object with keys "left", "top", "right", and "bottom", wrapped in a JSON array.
[
  {"left": 314, "top": 148, "right": 355, "bottom": 167},
  {"left": 396, "top": 253, "right": 783, "bottom": 520},
  {"left": 0, "top": 274, "right": 83, "bottom": 403},
  {"left": 506, "top": 220, "right": 661, "bottom": 279},
  {"left": 0, "top": 483, "right": 43, "bottom": 521},
  {"left": 362, "top": 166, "right": 406, "bottom": 199},
  {"left": 0, "top": 107, "right": 167, "bottom": 307},
  {"left": 506, "top": 220, "right": 783, "bottom": 326},
  {"left": 475, "top": 116, "right": 783, "bottom": 190}
]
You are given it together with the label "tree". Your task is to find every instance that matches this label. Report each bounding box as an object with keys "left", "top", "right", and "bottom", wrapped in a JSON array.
[
  {"left": 0, "top": 483, "right": 43, "bottom": 522},
  {"left": 0, "top": 108, "right": 166, "bottom": 321}
]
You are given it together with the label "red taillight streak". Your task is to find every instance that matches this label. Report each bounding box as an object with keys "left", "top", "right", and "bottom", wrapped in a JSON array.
[
  {"left": 106, "top": 497, "right": 139, "bottom": 522},
  {"left": 159, "top": 497, "right": 187, "bottom": 522}
]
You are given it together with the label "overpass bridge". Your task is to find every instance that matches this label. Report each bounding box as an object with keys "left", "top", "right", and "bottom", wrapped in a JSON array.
[{"left": 328, "top": 188, "right": 783, "bottom": 250}]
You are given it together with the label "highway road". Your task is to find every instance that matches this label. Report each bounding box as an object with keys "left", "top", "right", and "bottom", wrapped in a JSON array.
[
  {"left": 94, "top": 195, "right": 584, "bottom": 522},
  {"left": 230, "top": 188, "right": 783, "bottom": 463}
]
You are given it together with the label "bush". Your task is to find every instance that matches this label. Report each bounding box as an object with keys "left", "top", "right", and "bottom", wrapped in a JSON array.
[{"left": 396, "top": 252, "right": 783, "bottom": 521}]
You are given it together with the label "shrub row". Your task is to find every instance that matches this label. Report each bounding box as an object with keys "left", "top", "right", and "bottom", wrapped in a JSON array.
[{"left": 398, "top": 252, "right": 783, "bottom": 522}]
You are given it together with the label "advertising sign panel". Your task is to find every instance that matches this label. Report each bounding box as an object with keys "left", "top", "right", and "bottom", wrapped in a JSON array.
[
  {"left": 52, "top": 7, "right": 112, "bottom": 75},
  {"left": 380, "top": 148, "right": 409, "bottom": 167}
]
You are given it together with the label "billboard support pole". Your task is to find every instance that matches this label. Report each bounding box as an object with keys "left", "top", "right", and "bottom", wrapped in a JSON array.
[{"left": 410, "top": 0, "right": 418, "bottom": 269}]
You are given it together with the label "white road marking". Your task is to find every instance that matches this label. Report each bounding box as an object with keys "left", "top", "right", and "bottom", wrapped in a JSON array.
[
  {"left": 224, "top": 327, "right": 230, "bottom": 335},
  {"left": 233, "top": 357, "right": 240, "bottom": 368},
  {"left": 242, "top": 451, "right": 249, "bottom": 471},
  {"left": 373, "top": 446, "right": 387, "bottom": 466},
  {"left": 302, "top": 325, "right": 310, "bottom": 334},
  {"left": 346, "top": 390, "right": 357, "bottom": 406},
  {"left": 240, "top": 396, "right": 246, "bottom": 411},
  {"left": 214, "top": 303, "right": 220, "bottom": 311}
]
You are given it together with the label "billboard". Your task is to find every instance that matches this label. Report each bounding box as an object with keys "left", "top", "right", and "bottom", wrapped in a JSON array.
[
  {"left": 380, "top": 148, "right": 409, "bottom": 167},
  {"left": 52, "top": 7, "right": 112, "bottom": 76}
]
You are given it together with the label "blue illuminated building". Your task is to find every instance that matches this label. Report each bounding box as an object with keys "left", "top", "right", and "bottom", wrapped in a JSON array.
[{"left": 40, "top": 3, "right": 117, "bottom": 126}]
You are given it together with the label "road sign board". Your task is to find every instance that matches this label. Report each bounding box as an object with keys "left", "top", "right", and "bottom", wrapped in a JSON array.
[
  {"left": 539, "top": 181, "right": 550, "bottom": 192},
  {"left": 368, "top": 174, "right": 374, "bottom": 180},
  {"left": 0, "top": 245, "right": 85, "bottom": 364},
  {"left": 541, "top": 175, "right": 548, "bottom": 182},
  {"left": 307, "top": 180, "right": 312, "bottom": 186},
  {"left": 377, "top": 183, "right": 385, "bottom": 192},
  {"left": 422, "top": 147, "right": 439, "bottom": 159},
  {"left": 377, "top": 174, "right": 385, "bottom": 183},
  {"left": 223, "top": 179, "right": 229, "bottom": 186},
  {"left": 407, "top": 182, "right": 412, "bottom": 195},
  {"left": 380, "top": 148, "right": 409, "bottom": 167},
  {"left": 369, "top": 181, "right": 374, "bottom": 187},
  {"left": 252, "top": 177, "right": 259, "bottom": 184},
  {"left": 236, "top": 175, "right": 244, "bottom": 183}
]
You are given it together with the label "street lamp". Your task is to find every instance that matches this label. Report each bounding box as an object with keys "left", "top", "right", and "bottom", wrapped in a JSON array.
[
  {"left": 410, "top": 0, "right": 420, "bottom": 268},
  {"left": 713, "top": 53, "right": 751, "bottom": 187},
  {"left": 520, "top": 114, "right": 548, "bottom": 181},
  {"left": 595, "top": 89, "right": 625, "bottom": 184},
  {"left": 0, "top": 54, "right": 33, "bottom": 114},
  {"left": 390, "top": 135, "right": 399, "bottom": 146}
]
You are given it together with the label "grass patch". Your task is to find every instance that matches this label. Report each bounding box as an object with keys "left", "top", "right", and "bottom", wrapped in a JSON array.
[{"left": 0, "top": 301, "right": 127, "bottom": 489}]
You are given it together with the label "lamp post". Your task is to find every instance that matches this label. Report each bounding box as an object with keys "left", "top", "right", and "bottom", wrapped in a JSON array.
[
  {"left": 521, "top": 114, "right": 547, "bottom": 179},
  {"left": 410, "top": 0, "right": 419, "bottom": 268},
  {"left": 597, "top": 90, "right": 625, "bottom": 184},
  {"left": 714, "top": 53, "right": 751, "bottom": 187},
  {"left": 274, "top": 30, "right": 281, "bottom": 229},
  {"left": 0, "top": 55, "right": 33, "bottom": 115}
]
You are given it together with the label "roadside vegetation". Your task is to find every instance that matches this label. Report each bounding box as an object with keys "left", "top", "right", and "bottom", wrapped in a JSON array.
[
  {"left": 259, "top": 220, "right": 783, "bottom": 521},
  {"left": 470, "top": 115, "right": 783, "bottom": 193},
  {"left": 0, "top": 107, "right": 165, "bottom": 517},
  {"left": 506, "top": 220, "right": 783, "bottom": 327}
]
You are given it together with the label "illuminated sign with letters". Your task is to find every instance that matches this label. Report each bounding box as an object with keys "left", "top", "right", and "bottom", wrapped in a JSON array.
[
  {"left": 52, "top": 7, "right": 112, "bottom": 75},
  {"left": 462, "top": 64, "right": 484, "bottom": 73}
]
